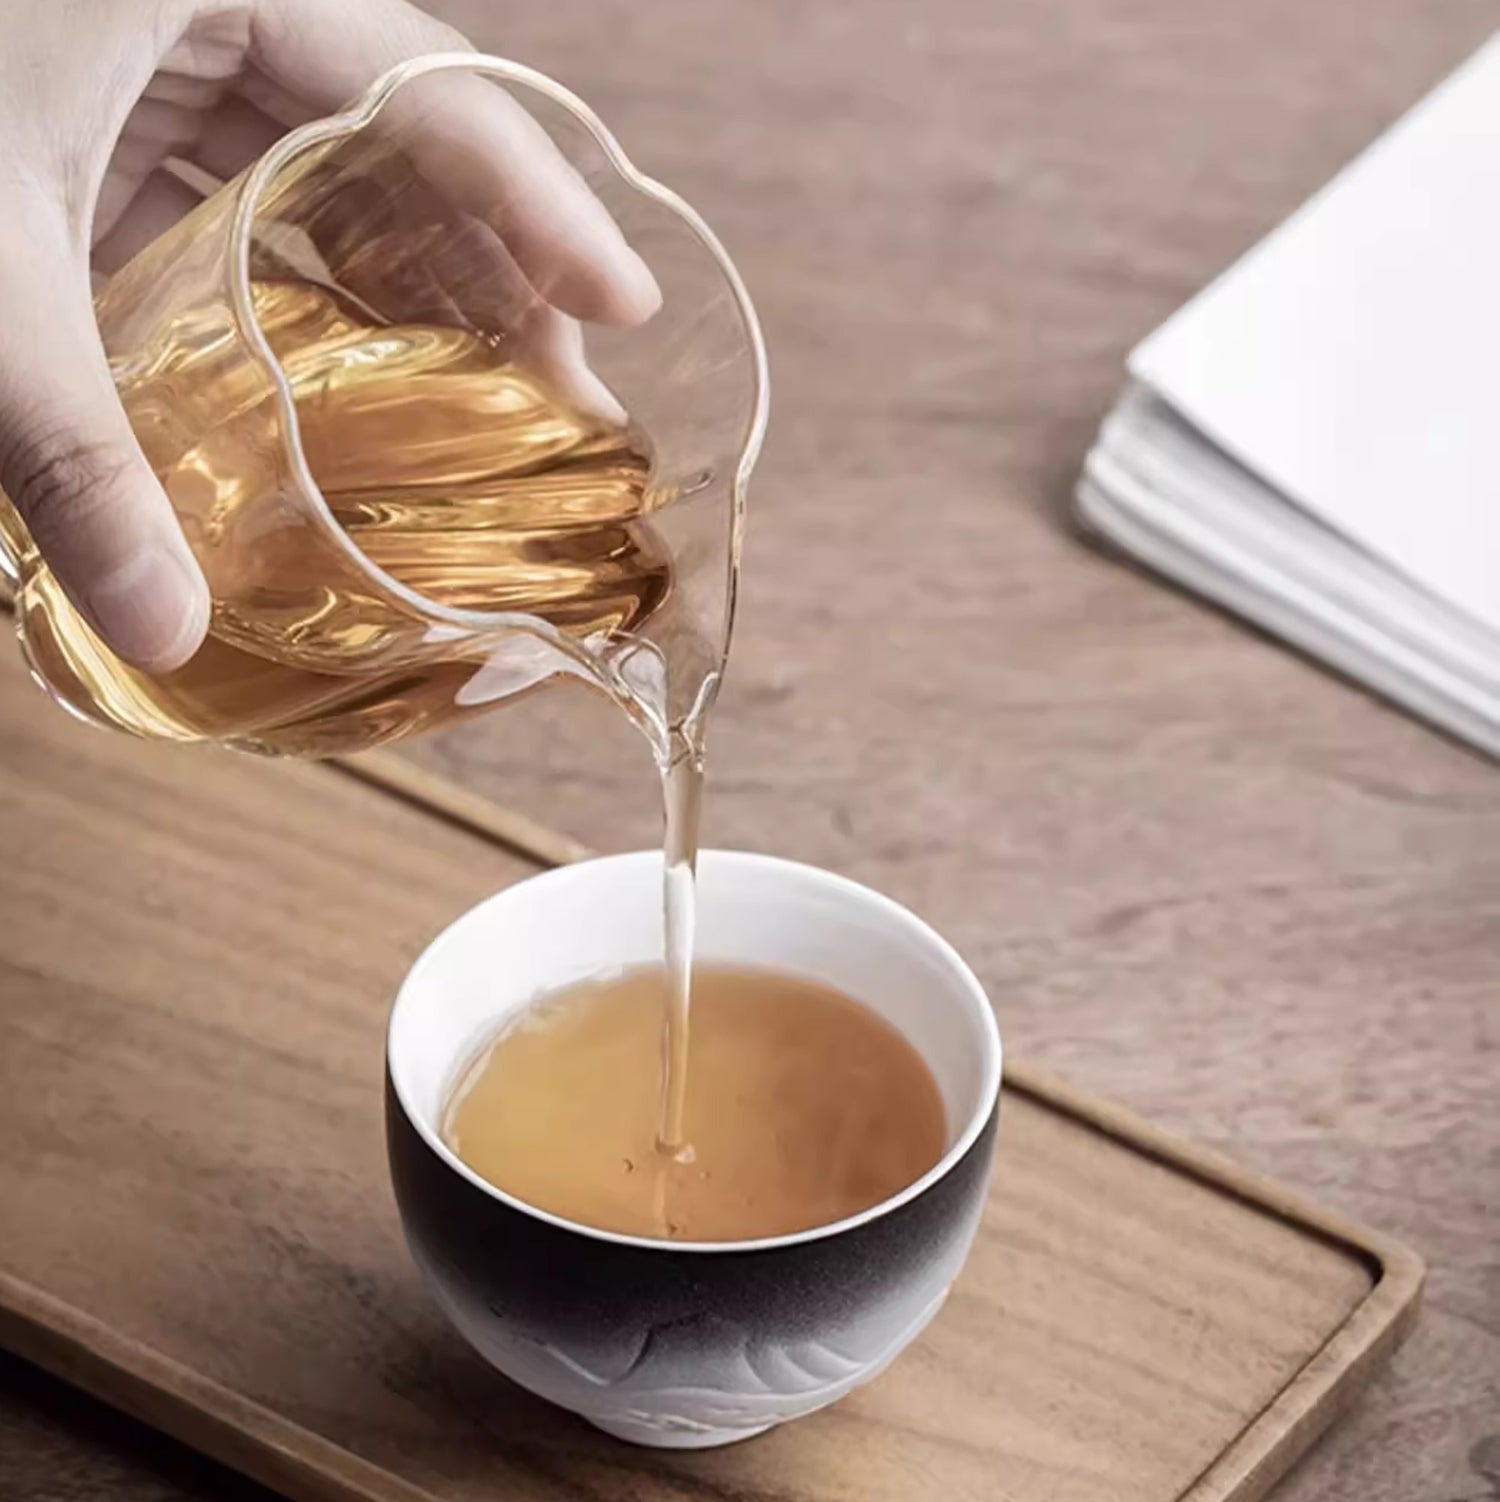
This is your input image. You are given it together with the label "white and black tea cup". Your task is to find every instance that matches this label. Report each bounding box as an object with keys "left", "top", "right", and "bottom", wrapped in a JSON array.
[{"left": 386, "top": 850, "right": 1002, "bottom": 1448}]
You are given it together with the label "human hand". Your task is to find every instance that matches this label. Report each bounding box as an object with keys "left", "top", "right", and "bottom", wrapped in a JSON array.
[{"left": 0, "top": 0, "right": 658, "bottom": 671}]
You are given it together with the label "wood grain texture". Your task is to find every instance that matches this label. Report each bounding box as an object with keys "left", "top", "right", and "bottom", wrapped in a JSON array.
[
  {"left": 0, "top": 646, "right": 1418, "bottom": 1502},
  {"left": 1, "top": 0, "right": 1496, "bottom": 1494},
  {"left": 385, "top": 2, "right": 1497, "bottom": 1500}
]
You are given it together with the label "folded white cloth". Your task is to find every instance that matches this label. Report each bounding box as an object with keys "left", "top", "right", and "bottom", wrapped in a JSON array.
[{"left": 1079, "top": 32, "right": 1500, "bottom": 755}]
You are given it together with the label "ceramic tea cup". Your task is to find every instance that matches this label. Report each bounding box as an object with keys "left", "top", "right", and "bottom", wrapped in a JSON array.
[{"left": 386, "top": 850, "right": 1001, "bottom": 1448}]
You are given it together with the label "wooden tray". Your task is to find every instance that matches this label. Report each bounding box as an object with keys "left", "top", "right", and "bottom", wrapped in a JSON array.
[{"left": 0, "top": 649, "right": 1422, "bottom": 1502}]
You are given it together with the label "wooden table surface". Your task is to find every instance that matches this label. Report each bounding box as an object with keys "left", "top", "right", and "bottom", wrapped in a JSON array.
[{"left": 3, "top": 0, "right": 1497, "bottom": 1498}]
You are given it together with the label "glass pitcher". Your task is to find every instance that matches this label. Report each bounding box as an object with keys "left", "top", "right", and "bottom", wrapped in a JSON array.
[{"left": 0, "top": 54, "right": 767, "bottom": 757}]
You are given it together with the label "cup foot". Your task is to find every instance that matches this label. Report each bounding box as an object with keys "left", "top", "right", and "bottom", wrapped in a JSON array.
[{"left": 585, "top": 1415, "right": 774, "bottom": 1449}]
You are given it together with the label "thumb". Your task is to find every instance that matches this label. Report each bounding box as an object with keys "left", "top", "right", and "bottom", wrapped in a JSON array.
[{"left": 0, "top": 218, "right": 210, "bottom": 673}]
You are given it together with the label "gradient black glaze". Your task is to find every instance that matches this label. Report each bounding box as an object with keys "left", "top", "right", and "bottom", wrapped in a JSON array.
[{"left": 388, "top": 1070, "right": 998, "bottom": 1355}]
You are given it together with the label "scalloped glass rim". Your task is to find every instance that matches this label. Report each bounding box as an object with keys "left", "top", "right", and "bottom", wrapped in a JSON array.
[{"left": 227, "top": 51, "right": 769, "bottom": 666}]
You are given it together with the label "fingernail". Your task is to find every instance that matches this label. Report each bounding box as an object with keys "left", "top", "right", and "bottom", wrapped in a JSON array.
[
  {"left": 85, "top": 547, "right": 211, "bottom": 673},
  {"left": 560, "top": 180, "right": 662, "bottom": 324},
  {"left": 612, "top": 244, "right": 663, "bottom": 324},
  {"left": 545, "top": 204, "right": 661, "bottom": 326}
]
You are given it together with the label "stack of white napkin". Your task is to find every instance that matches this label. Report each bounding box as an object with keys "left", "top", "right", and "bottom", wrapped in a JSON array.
[{"left": 1079, "top": 34, "right": 1500, "bottom": 755}]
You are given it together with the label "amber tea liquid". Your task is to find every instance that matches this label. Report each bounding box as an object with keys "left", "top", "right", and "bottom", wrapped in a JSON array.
[
  {"left": 0, "top": 280, "right": 665, "bottom": 757},
  {"left": 444, "top": 964, "right": 948, "bottom": 1241}
]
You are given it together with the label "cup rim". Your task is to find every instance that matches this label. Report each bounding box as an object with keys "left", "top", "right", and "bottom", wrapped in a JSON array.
[
  {"left": 387, "top": 849, "right": 1003, "bottom": 1255},
  {"left": 226, "top": 52, "right": 769, "bottom": 666}
]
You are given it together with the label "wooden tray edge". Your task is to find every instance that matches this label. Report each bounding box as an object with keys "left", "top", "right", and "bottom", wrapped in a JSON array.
[
  {"left": 1185, "top": 1262, "right": 1423, "bottom": 1502},
  {"left": 0, "top": 1270, "right": 438, "bottom": 1502},
  {"left": 1006, "top": 1068, "right": 1425, "bottom": 1502}
]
